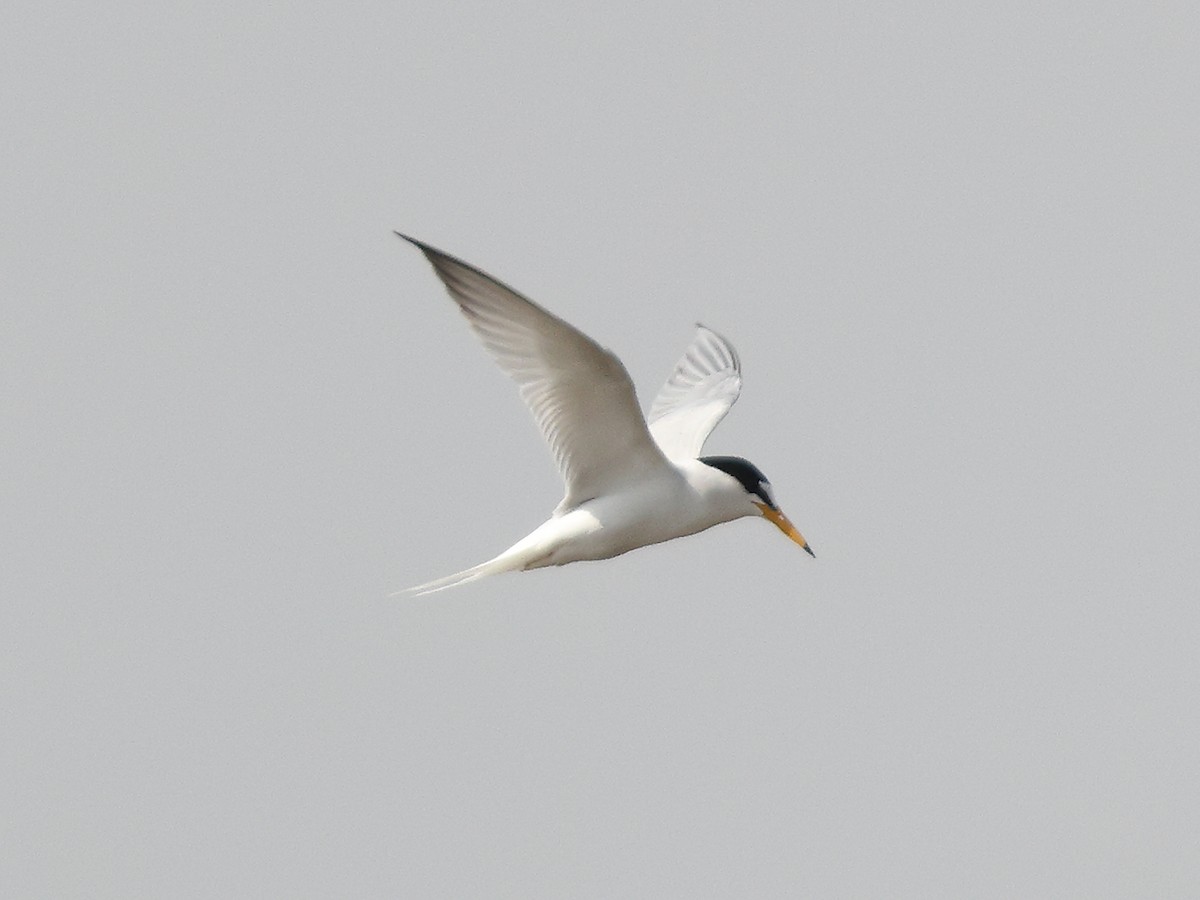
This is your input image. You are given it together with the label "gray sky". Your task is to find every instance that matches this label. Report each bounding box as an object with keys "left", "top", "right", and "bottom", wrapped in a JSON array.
[{"left": 4, "top": 2, "right": 1199, "bottom": 897}]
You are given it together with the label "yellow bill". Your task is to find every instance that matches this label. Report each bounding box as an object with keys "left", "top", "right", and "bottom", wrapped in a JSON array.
[{"left": 754, "top": 502, "right": 815, "bottom": 557}]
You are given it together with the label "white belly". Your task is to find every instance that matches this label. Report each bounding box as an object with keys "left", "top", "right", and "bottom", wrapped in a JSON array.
[{"left": 510, "top": 469, "right": 737, "bottom": 569}]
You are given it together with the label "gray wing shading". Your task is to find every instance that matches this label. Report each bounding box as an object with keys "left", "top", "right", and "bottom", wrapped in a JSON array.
[
  {"left": 398, "top": 233, "right": 671, "bottom": 511},
  {"left": 647, "top": 325, "right": 742, "bottom": 460}
]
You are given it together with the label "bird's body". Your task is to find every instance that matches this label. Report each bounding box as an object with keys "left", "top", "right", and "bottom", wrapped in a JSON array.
[
  {"left": 522, "top": 458, "right": 757, "bottom": 567},
  {"left": 396, "top": 234, "right": 812, "bottom": 595}
]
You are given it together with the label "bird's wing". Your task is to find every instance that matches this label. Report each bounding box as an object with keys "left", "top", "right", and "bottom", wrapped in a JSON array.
[
  {"left": 399, "top": 234, "right": 671, "bottom": 510},
  {"left": 647, "top": 325, "right": 742, "bottom": 460}
]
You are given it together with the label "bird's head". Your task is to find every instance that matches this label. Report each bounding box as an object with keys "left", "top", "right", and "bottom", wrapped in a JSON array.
[{"left": 699, "top": 455, "right": 814, "bottom": 557}]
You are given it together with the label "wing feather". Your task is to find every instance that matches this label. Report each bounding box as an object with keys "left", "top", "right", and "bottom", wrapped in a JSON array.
[
  {"left": 399, "top": 234, "right": 670, "bottom": 510},
  {"left": 648, "top": 325, "right": 742, "bottom": 460}
]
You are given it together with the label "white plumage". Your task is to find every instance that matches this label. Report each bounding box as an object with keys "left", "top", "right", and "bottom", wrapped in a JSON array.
[
  {"left": 648, "top": 324, "right": 742, "bottom": 461},
  {"left": 396, "top": 234, "right": 812, "bottom": 595}
]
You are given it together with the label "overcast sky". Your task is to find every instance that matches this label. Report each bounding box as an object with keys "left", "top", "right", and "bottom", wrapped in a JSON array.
[{"left": 4, "top": 2, "right": 1199, "bottom": 897}]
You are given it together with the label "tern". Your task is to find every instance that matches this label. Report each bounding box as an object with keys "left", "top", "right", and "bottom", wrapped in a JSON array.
[{"left": 397, "top": 233, "right": 813, "bottom": 595}]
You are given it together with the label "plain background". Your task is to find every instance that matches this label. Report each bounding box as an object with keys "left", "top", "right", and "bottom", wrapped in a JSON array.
[{"left": 4, "top": 2, "right": 1198, "bottom": 897}]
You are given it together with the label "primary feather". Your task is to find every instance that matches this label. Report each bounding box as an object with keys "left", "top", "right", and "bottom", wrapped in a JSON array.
[{"left": 396, "top": 233, "right": 671, "bottom": 511}]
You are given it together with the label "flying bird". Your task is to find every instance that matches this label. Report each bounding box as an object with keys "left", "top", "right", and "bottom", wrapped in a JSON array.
[{"left": 397, "top": 233, "right": 813, "bottom": 594}]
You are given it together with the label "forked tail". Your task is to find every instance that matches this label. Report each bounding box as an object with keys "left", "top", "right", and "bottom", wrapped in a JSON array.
[
  {"left": 394, "top": 563, "right": 491, "bottom": 596},
  {"left": 394, "top": 550, "right": 532, "bottom": 597},
  {"left": 394, "top": 518, "right": 567, "bottom": 596}
]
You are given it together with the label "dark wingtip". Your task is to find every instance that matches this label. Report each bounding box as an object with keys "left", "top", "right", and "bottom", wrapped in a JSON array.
[
  {"left": 804, "top": 544, "right": 816, "bottom": 558},
  {"left": 394, "top": 232, "right": 445, "bottom": 265},
  {"left": 394, "top": 232, "right": 452, "bottom": 266}
]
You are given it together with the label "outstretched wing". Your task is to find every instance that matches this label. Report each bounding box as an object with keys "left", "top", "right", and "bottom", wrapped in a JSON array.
[
  {"left": 647, "top": 325, "right": 742, "bottom": 460},
  {"left": 399, "top": 234, "right": 671, "bottom": 510}
]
